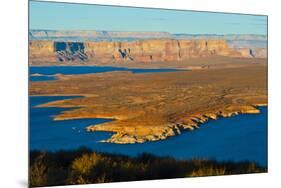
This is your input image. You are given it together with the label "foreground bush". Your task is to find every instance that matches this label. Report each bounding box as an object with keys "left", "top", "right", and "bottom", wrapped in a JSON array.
[{"left": 29, "top": 148, "right": 267, "bottom": 187}]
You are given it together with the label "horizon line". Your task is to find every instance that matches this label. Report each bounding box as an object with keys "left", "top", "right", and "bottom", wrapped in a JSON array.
[{"left": 29, "top": 29, "right": 267, "bottom": 36}]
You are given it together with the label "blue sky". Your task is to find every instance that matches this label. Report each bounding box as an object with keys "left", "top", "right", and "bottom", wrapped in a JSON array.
[{"left": 29, "top": 1, "right": 267, "bottom": 35}]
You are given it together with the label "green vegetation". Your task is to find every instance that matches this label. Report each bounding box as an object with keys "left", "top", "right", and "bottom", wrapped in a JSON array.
[{"left": 29, "top": 148, "right": 267, "bottom": 187}]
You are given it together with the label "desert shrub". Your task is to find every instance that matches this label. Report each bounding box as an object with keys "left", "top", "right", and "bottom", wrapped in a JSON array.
[
  {"left": 29, "top": 149, "right": 267, "bottom": 187},
  {"left": 189, "top": 165, "right": 226, "bottom": 177},
  {"left": 29, "top": 152, "right": 47, "bottom": 187},
  {"left": 71, "top": 153, "right": 103, "bottom": 174},
  {"left": 106, "top": 159, "right": 141, "bottom": 181},
  {"left": 68, "top": 152, "right": 105, "bottom": 184},
  {"left": 246, "top": 163, "right": 265, "bottom": 173}
]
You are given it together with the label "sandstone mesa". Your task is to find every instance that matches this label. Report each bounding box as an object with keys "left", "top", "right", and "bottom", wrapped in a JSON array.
[{"left": 29, "top": 39, "right": 266, "bottom": 64}]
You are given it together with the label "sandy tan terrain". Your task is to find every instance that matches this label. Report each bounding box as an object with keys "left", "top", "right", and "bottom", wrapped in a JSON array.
[
  {"left": 30, "top": 56, "right": 266, "bottom": 69},
  {"left": 30, "top": 58, "right": 267, "bottom": 144}
]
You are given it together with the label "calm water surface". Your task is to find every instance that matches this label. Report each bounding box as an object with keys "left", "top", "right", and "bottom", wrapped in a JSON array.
[
  {"left": 29, "top": 66, "right": 182, "bottom": 82},
  {"left": 29, "top": 96, "right": 267, "bottom": 167}
]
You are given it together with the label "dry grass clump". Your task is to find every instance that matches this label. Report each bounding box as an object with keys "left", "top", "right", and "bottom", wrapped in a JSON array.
[{"left": 29, "top": 148, "right": 266, "bottom": 187}]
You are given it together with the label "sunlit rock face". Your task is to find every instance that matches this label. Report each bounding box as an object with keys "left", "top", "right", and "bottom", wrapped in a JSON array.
[
  {"left": 29, "top": 39, "right": 258, "bottom": 63},
  {"left": 29, "top": 40, "right": 57, "bottom": 62},
  {"left": 235, "top": 48, "right": 267, "bottom": 58}
]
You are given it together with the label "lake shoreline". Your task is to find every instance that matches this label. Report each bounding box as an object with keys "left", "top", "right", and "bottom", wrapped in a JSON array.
[
  {"left": 30, "top": 65, "right": 267, "bottom": 144},
  {"left": 35, "top": 95, "right": 266, "bottom": 144},
  {"left": 88, "top": 104, "right": 266, "bottom": 144},
  {"left": 30, "top": 93, "right": 267, "bottom": 144},
  {"left": 30, "top": 94, "right": 267, "bottom": 144},
  {"left": 29, "top": 65, "right": 267, "bottom": 166},
  {"left": 29, "top": 95, "right": 267, "bottom": 166}
]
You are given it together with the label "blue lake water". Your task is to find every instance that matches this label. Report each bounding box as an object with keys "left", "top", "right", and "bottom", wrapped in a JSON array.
[
  {"left": 29, "top": 66, "right": 182, "bottom": 82},
  {"left": 29, "top": 96, "right": 268, "bottom": 167}
]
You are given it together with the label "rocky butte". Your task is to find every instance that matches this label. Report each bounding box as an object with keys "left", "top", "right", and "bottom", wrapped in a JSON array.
[{"left": 29, "top": 39, "right": 265, "bottom": 64}]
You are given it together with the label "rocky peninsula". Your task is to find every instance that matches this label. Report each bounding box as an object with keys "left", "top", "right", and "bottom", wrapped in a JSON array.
[{"left": 30, "top": 60, "right": 267, "bottom": 144}]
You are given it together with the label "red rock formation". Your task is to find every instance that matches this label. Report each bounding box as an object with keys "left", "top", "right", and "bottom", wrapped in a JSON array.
[
  {"left": 29, "top": 39, "right": 253, "bottom": 63},
  {"left": 84, "top": 39, "right": 242, "bottom": 62},
  {"left": 235, "top": 48, "right": 267, "bottom": 58},
  {"left": 29, "top": 40, "right": 57, "bottom": 62}
]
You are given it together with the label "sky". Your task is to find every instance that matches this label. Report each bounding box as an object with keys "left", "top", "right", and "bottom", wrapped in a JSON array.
[{"left": 29, "top": 0, "right": 267, "bottom": 35}]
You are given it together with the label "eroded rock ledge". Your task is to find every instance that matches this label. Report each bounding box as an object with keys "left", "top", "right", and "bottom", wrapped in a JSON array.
[{"left": 86, "top": 105, "right": 262, "bottom": 144}]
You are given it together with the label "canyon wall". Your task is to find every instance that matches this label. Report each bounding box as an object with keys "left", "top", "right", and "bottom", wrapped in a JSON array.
[
  {"left": 235, "top": 48, "right": 267, "bottom": 58},
  {"left": 29, "top": 41, "right": 57, "bottom": 62},
  {"left": 29, "top": 39, "right": 263, "bottom": 63}
]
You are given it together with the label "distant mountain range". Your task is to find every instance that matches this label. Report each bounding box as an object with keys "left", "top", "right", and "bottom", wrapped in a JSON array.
[
  {"left": 29, "top": 30, "right": 172, "bottom": 41},
  {"left": 29, "top": 30, "right": 267, "bottom": 48}
]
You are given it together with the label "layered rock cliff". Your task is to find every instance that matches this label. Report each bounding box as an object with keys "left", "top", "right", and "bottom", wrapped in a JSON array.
[
  {"left": 29, "top": 39, "right": 259, "bottom": 63},
  {"left": 29, "top": 41, "right": 57, "bottom": 62},
  {"left": 235, "top": 48, "right": 267, "bottom": 58}
]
